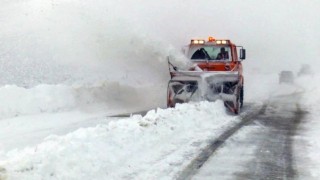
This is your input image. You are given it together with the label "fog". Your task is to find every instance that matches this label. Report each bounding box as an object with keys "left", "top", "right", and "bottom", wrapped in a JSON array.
[{"left": 0, "top": 0, "right": 319, "bottom": 86}]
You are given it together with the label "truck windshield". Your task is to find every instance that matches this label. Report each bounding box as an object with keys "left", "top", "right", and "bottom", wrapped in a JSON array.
[{"left": 189, "top": 46, "right": 231, "bottom": 61}]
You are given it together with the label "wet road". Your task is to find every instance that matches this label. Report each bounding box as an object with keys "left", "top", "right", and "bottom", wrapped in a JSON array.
[{"left": 189, "top": 93, "right": 306, "bottom": 179}]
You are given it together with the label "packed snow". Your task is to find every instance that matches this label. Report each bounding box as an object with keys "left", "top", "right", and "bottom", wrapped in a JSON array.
[
  {"left": 1, "top": 0, "right": 320, "bottom": 179},
  {"left": 0, "top": 101, "right": 241, "bottom": 180}
]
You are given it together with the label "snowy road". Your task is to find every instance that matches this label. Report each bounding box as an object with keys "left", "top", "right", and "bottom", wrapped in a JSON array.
[
  {"left": 193, "top": 92, "right": 306, "bottom": 179},
  {"left": 1, "top": 0, "right": 319, "bottom": 179},
  {"left": 1, "top": 77, "right": 317, "bottom": 180},
  {"left": 0, "top": 81, "right": 319, "bottom": 180},
  {"left": 0, "top": 90, "right": 310, "bottom": 180}
]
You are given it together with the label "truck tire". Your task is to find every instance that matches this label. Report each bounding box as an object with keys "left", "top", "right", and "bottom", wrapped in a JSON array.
[{"left": 240, "top": 86, "right": 244, "bottom": 108}]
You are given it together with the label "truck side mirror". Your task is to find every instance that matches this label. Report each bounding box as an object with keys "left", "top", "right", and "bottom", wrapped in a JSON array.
[{"left": 240, "top": 49, "right": 246, "bottom": 60}]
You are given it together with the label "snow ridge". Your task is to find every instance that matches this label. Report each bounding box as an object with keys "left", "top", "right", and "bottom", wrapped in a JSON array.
[
  {"left": 0, "top": 101, "right": 237, "bottom": 180},
  {"left": 0, "top": 82, "right": 165, "bottom": 119}
]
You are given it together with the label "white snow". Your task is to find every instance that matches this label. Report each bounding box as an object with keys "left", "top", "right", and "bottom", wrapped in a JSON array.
[
  {"left": 293, "top": 74, "right": 320, "bottom": 179},
  {"left": 0, "top": 0, "right": 320, "bottom": 179},
  {"left": 0, "top": 82, "right": 165, "bottom": 120},
  {"left": 0, "top": 101, "right": 240, "bottom": 180},
  {"left": 0, "top": 111, "right": 111, "bottom": 152},
  {"left": 193, "top": 124, "right": 260, "bottom": 180}
]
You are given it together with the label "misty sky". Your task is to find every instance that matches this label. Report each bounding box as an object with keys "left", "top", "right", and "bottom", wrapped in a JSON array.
[
  {"left": 0, "top": 0, "right": 319, "bottom": 85},
  {"left": 121, "top": 0, "right": 320, "bottom": 72}
]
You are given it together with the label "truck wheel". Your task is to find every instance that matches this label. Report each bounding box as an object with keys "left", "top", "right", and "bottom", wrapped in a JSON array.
[
  {"left": 234, "top": 87, "right": 241, "bottom": 115},
  {"left": 234, "top": 96, "right": 240, "bottom": 115},
  {"left": 240, "top": 86, "right": 244, "bottom": 108}
]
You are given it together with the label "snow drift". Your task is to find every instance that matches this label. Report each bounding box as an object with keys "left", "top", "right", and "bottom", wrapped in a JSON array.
[
  {"left": 0, "top": 101, "right": 238, "bottom": 180},
  {"left": 0, "top": 82, "right": 165, "bottom": 119}
]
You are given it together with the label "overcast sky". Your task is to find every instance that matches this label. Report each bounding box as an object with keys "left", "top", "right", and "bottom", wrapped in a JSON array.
[{"left": 0, "top": 0, "right": 319, "bottom": 85}]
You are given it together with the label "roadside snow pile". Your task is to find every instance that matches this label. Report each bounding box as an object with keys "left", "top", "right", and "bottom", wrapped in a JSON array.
[
  {"left": 0, "top": 101, "right": 238, "bottom": 180},
  {"left": 0, "top": 82, "right": 165, "bottom": 119},
  {"left": 0, "top": 85, "right": 75, "bottom": 118}
]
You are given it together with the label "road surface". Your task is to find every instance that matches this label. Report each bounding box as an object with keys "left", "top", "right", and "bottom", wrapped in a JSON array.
[{"left": 181, "top": 93, "right": 306, "bottom": 179}]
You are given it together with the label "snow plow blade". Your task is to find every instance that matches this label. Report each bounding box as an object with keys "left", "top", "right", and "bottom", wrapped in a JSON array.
[{"left": 167, "top": 71, "right": 242, "bottom": 114}]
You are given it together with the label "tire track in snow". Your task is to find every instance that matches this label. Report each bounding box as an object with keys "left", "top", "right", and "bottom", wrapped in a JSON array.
[
  {"left": 176, "top": 103, "right": 268, "bottom": 180},
  {"left": 233, "top": 96, "right": 305, "bottom": 179}
]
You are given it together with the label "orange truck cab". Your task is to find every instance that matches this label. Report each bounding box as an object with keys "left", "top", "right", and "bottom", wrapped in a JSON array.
[
  {"left": 185, "top": 37, "right": 245, "bottom": 74},
  {"left": 167, "top": 37, "right": 246, "bottom": 114}
]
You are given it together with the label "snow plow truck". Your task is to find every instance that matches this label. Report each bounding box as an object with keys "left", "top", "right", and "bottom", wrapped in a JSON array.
[{"left": 167, "top": 37, "right": 246, "bottom": 114}]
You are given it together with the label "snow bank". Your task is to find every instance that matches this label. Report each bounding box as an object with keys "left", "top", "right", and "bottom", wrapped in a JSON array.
[
  {"left": 0, "top": 82, "right": 165, "bottom": 119},
  {"left": 0, "top": 85, "right": 75, "bottom": 118},
  {"left": 0, "top": 101, "right": 238, "bottom": 180}
]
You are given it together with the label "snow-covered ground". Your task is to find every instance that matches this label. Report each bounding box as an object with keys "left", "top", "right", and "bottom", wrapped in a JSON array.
[
  {"left": 1, "top": 0, "right": 320, "bottom": 179},
  {"left": 1, "top": 71, "right": 318, "bottom": 180},
  {"left": 0, "top": 101, "right": 243, "bottom": 180}
]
